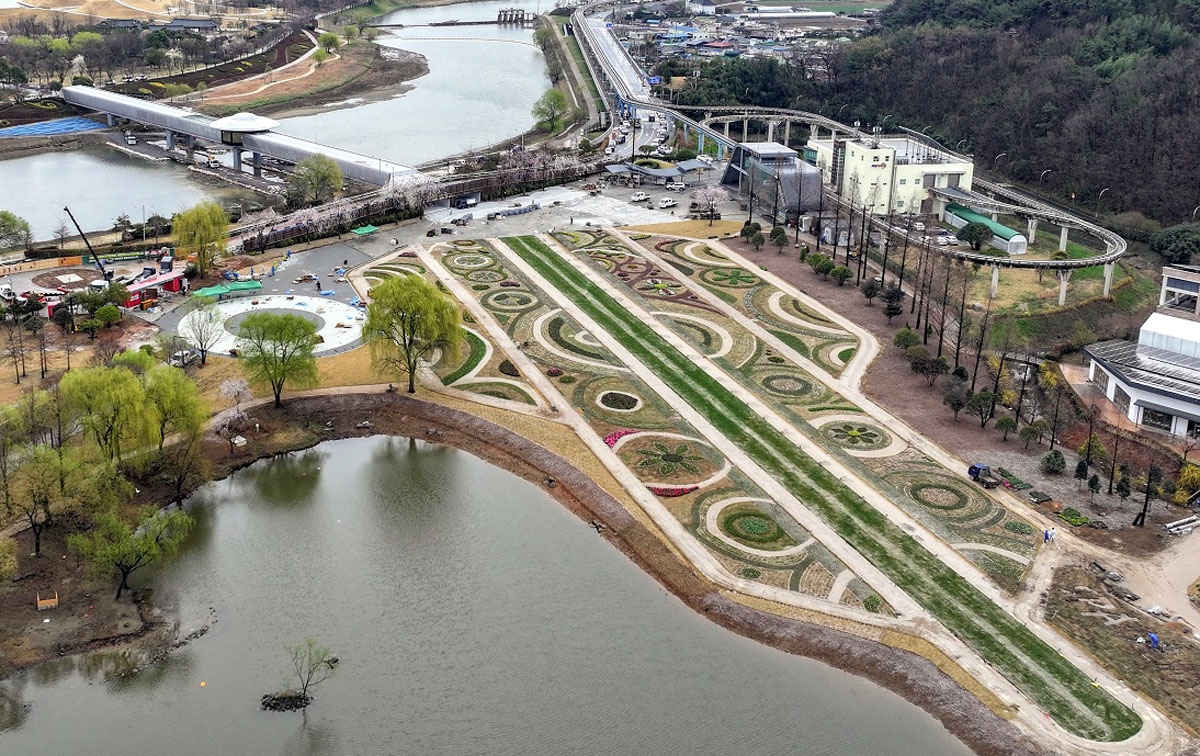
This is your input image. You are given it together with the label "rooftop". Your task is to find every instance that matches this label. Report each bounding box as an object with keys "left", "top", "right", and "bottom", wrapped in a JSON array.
[
  {"left": 209, "top": 112, "right": 278, "bottom": 133},
  {"left": 1086, "top": 338, "right": 1200, "bottom": 405}
]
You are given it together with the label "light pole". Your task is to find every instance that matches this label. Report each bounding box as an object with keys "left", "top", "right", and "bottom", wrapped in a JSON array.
[
  {"left": 1192, "top": 205, "right": 1200, "bottom": 221},
  {"left": 1040, "top": 169, "right": 1052, "bottom": 181},
  {"left": 1098, "top": 187, "right": 1110, "bottom": 212},
  {"left": 881, "top": 113, "right": 894, "bottom": 131},
  {"left": 955, "top": 138, "right": 968, "bottom": 151},
  {"left": 993, "top": 151, "right": 1007, "bottom": 167},
  {"left": 141, "top": 204, "right": 146, "bottom": 244}
]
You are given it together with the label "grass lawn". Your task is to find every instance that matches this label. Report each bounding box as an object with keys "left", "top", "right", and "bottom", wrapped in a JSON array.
[{"left": 505, "top": 233, "right": 1141, "bottom": 742}]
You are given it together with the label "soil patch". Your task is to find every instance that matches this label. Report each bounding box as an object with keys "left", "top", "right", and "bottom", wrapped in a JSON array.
[{"left": 1047, "top": 566, "right": 1200, "bottom": 734}]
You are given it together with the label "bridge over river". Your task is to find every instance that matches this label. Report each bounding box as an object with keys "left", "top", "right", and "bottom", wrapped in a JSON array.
[{"left": 62, "top": 86, "right": 417, "bottom": 187}]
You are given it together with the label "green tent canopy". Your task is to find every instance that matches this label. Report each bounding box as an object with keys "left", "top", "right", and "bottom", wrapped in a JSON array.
[
  {"left": 351, "top": 225, "right": 379, "bottom": 236},
  {"left": 193, "top": 280, "right": 263, "bottom": 298}
]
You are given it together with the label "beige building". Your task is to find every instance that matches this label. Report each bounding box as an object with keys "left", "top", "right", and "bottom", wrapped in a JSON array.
[{"left": 804, "top": 133, "right": 974, "bottom": 216}]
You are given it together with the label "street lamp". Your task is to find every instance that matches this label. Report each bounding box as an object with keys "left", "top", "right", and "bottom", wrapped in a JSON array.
[
  {"left": 881, "top": 113, "right": 894, "bottom": 131},
  {"left": 955, "top": 138, "right": 968, "bottom": 151},
  {"left": 1192, "top": 205, "right": 1200, "bottom": 221},
  {"left": 1039, "top": 169, "right": 1053, "bottom": 181},
  {"left": 993, "top": 151, "right": 1007, "bottom": 166}
]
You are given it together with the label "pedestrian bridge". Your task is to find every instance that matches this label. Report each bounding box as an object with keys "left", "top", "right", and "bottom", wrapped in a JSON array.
[{"left": 62, "top": 86, "right": 416, "bottom": 187}]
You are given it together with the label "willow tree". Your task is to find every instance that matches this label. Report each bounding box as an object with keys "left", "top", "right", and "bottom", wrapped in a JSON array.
[
  {"left": 288, "top": 154, "right": 343, "bottom": 206},
  {"left": 237, "top": 312, "right": 319, "bottom": 407},
  {"left": 173, "top": 201, "right": 228, "bottom": 277},
  {"left": 364, "top": 275, "right": 461, "bottom": 394},
  {"left": 60, "top": 364, "right": 151, "bottom": 464},
  {"left": 70, "top": 506, "right": 193, "bottom": 599}
]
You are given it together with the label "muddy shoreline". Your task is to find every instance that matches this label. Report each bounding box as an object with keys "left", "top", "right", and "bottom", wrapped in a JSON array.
[{"left": 1, "top": 391, "right": 1037, "bottom": 756}]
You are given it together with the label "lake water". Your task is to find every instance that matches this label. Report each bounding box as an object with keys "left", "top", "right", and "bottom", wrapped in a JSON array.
[
  {"left": 0, "top": 437, "right": 972, "bottom": 756},
  {"left": 0, "top": 0, "right": 551, "bottom": 239},
  {"left": 276, "top": 0, "right": 549, "bottom": 165}
]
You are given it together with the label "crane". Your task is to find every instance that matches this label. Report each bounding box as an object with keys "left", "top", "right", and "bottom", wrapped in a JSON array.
[{"left": 62, "top": 206, "right": 113, "bottom": 283}]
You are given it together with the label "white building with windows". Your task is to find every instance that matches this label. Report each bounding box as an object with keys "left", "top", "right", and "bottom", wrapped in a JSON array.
[
  {"left": 804, "top": 132, "right": 973, "bottom": 216},
  {"left": 1084, "top": 265, "right": 1200, "bottom": 439}
]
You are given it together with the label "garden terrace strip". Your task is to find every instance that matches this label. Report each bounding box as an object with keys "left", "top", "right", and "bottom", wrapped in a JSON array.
[{"left": 503, "top": 235, "right": 1141, "bottom": 742}]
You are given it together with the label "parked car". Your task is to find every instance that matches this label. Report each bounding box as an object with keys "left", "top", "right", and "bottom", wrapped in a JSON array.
[
  {"left": 913, "top": 221, "right": 926, "bottom": 231},
  {"left": 664, "top": 181, "right": 685, "bottom": 192},
  {"left": 631, "top": 191, "right": 650, "bottom": 202},
  {"left": 697, "top": 154, "right": 714, "bottom": 165},
  {"left": 658, "top": 197, "right": 678, "bottom": 209},
  {"left": 169, "top": 349, "right": 199, "bottom": 368}
]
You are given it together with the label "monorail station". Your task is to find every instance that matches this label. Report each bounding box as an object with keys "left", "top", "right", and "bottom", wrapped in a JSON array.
[{"left": 1085, "top": 265, "right": 1200, "bottom": 438}]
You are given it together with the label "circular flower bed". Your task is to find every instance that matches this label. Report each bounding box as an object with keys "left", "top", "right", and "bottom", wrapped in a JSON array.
[
  {"left": 482, "top": 289, "right": 537, "bottom": 312},
  {"left": 701, "top": 268, "right": 760, "bottom": 288},
  {"left": 466, "top": 269, "right": 506, "bottom": 283},
  {"left": 448, "top": 254, "right": 492, "bottom": 270},
  {"left": 635, "top": 278, "right": 684, "bottom": 297},
  {"left": 761, "top": 374, "right": 814, "bottom": 397},
  {"left": 598, "top": 390, "right": 641, "bottom": 412},
  {"left": 821, "top": 422, "right": 890, "bottom": 451},
  {"left": 721, "top": 511, "right": 785, "bottom": 543},
  {"left": 910, "top": 483, "right": 969, "bottom": 511}
]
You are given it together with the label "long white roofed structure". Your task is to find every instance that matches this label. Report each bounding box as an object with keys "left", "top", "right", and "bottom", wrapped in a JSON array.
[{"left": 62, "top": 86, "right": 416, "bottom": 186}]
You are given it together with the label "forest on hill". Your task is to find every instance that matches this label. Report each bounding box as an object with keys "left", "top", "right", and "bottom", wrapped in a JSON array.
[{"left": 657, "top": 0, "right": 1200, "bottom": 226}]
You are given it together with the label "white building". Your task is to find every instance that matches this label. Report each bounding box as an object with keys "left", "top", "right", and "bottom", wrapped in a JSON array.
[
  {"left": 687, "top": 0, "right": 719, "bottom": 14},
  {"left": 1084, "top": 265, "right": 1200, "bottom": 439},
  {"left": 804, "top": 132, "right": 974, "bottom": 216}
]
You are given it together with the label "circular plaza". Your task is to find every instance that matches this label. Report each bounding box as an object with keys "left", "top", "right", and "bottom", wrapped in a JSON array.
[{"left": 177, "top": 295, "right": 365, "bottom": 355}]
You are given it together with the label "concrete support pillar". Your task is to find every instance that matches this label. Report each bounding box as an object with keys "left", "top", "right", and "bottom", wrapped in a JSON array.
[
  {"left": 743, "top": 119, "right": 749, "bottom": 141},
  {"left": 724, "top": 122, "right": 730, "bottom": 140},
  {"left": 990, "top": 211, "right": 998, "bottom": 222},
  {"left": 767, "top": 121, "right": 775, "bottom": 142},
  {"left": 164, "top": 130, "right": 175, "bottom": 152},
  {"left": 784, "top": 121, "right": 791, "bottom": 146},
  {"left": 716, "top": 143, "right": 725, "bottom": 160},
  {"left": 682, "top": 123, "right": 689, "bottom": 139},
  {"left": 1103, "top": 262, "right": 1115, "bottom": 297},
  {"left": 1059, "top": 224, "right": 1069, "bottom": 252},
  {"left": 1057, "top": 269, "right": 1073, "bottom": 306},
  {"left": 1027, "top": 218, "right": 1038, "bottom": 244},
  {"left": 697, "top": 132, "right": 705, "bottom": 155},
  {"left": 252, "top": 151, "right": 262, "bottom": 178},
  {"left": 232, "top": 147, "right": 243, "bottom": 172},
  {"left": 105, "top": 114, "right": 114, "bottom": 127},
  {"left": 990, "top": 264, "right": 1001, "bottom": 298}
]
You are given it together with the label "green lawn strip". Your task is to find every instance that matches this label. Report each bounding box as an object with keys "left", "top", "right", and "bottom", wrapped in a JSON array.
[
  {"left": 505, "top": 235, "right": 1140, "bottom": 741},
  {"left": 441, "top": 329, "right": 487, "bottom": 385}
]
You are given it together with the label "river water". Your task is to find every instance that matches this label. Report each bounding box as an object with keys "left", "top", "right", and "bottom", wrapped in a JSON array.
[
  {"left": 0, "top": 438, "right": 970, "bottom": 755},
  {"left": 0, "top": 0, "right": 550, "bottom": 239}
]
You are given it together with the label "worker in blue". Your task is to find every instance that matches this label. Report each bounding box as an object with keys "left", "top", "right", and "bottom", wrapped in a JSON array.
[{"left": 1147, "top": 632, "right": 1160, "bottom": 650}]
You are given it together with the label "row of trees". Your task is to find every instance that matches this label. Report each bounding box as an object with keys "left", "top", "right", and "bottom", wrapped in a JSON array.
[{"left": 1, "top": 24, "right": 272, "bottom": 86}]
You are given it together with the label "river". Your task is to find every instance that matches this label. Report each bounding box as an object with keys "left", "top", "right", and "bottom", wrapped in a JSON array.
[
  {"left": 0, "top": 437, "right": 971, "bottom": 755},
  {"left": 0, "top": 0, "right": 550, "bottom": 240}
]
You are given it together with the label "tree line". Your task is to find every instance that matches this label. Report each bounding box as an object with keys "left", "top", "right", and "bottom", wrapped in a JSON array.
[{"left": 652, "top": 0, "right": 1200, "bottom": 227}]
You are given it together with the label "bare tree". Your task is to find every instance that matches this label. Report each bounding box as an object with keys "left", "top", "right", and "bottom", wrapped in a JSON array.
[{"left": 179, "top": 298, "right": 225, "bottom": 365}]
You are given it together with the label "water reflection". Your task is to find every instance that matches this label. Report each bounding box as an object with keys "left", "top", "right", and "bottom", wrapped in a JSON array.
[
  {"left": 0, "top": 678, "right": 28, "bottom": 732},
  {"left": 249, "top": 449, "right": 326, "bottom": 505},
  {"left": 281, "top": 712, "right": 339, "bottom": 756}
]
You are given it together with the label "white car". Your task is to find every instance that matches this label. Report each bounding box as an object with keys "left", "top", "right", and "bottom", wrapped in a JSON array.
[
  {"left": 631, "top": 191, "right": 650, "bottom": 202},
  {"left": 658, "top": 197, "right": 678, "bottom": 209},
  {"left": 664, "top": 181, "right": 685, "bottom": 191},
  {"left": 913, "top": 222, "right": 926, "bottom": 231},
  {"left": 697, "top": 155, "right": 714, "bottom": 165}
]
